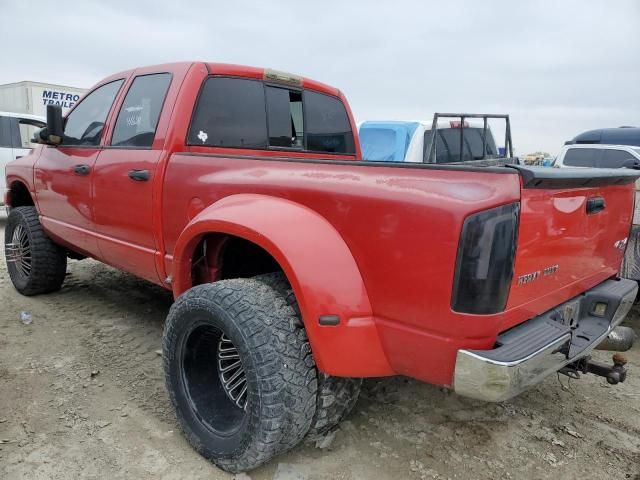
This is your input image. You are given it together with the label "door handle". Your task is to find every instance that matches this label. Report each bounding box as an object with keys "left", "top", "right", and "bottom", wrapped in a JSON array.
[
  {"left": 73, "top": 164, "right": 91, "bottom": 176},
  {"left": 128, "top": 169, "right": 150, "bottom": 182},
  {"left": 586, "top": 197, "right": 606, "bottom": 215}
]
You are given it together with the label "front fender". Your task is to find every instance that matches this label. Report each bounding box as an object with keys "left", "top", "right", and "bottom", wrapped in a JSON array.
[{"left": 172, "top": 194, "right": 393, "bottom": 377}]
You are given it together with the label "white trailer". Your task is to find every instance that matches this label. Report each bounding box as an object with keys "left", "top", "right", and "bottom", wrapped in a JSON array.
[{"left": 0, "top": 81, "right": 86, "bottom": 118}]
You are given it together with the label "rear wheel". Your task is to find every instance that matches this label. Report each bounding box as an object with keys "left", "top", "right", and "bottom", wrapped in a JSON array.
[
  {"left": 254, "top": 272, "right": 362, "bottom": 437},
  {"left": 162, "top": 279, "right": 317, "bottom": 472},
  {"left": 4, "top": 206, "right": 67, "bottom": 295}
]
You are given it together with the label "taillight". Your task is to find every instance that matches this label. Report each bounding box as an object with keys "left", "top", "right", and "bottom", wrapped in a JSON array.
[{"left": 451, "top": 203, "right": 520, "bottom": 314}]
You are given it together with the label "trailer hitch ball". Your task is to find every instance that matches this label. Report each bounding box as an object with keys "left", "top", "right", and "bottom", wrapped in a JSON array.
[
  {"left": 564, "top": 353, "right": 629, "bottom": 385},
  {"left": 607, "top": 353, "right": 628, "bottom": 385}
]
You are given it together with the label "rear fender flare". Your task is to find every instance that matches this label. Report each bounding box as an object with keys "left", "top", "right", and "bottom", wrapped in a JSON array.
[{"left": 171, "top": 194, "right": 392, "bottom": 376}]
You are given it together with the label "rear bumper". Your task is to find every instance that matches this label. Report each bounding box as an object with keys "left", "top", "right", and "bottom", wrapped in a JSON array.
[{"left": 453, "top": 278, "right": 637, "bottom": 402}]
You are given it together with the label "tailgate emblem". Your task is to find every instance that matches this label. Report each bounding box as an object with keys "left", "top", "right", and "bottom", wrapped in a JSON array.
[{"left": 517, "top": 264, "right": 559, "bottom": 285}]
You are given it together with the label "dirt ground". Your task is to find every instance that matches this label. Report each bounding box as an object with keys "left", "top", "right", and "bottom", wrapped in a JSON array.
[{"left": 1, "top": 211, "right": 639, "bottom": 480}]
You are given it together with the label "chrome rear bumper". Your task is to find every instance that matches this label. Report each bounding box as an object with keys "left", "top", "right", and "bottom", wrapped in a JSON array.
[{"left": 453, "top": 278, "right": 637, "bottom": 402}]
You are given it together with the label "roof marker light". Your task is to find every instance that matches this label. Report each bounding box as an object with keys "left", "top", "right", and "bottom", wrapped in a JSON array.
[{"left": 263, "top": 69, "right": 303, "bottom": 87}]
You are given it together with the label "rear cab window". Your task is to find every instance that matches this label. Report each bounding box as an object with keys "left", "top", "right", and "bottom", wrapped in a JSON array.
[
  {"left": 266, "top": 86, "right": 303, "bottom": 149},
  {"left": 424, "top": 127, "right": 497, "bottom": 163},
  {"left": 187, "top": 76, "right": 355, "bottom": 155},
  {"left": 304, "top": 90, "right": 355, "bottom": 154}
]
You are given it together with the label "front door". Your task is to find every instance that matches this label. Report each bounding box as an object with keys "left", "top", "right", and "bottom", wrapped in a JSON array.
[
  {"left": 34, "top": 79, "right": 125, "bottom": 257},
  {"left": 92, "top": 73, "right": 172, "bottom": 284}
]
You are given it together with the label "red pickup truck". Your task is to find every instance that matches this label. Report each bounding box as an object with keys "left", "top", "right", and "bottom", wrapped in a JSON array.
[{"left": 4, "top": 62, "right": 639, "bottom": 472}]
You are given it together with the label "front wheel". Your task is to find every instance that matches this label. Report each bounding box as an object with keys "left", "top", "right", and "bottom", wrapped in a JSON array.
[
  {"left": 4, "top": 206, "right": 67, "bottom": 295},
  {"left": 162, "top": 279, "right": 318, "bottom": 473}
]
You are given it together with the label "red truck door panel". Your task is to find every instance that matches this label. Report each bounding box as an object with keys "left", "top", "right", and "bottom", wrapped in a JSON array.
[
  {"left": 35, "top": 79, "right": 125, "bottom": 257},
  {"left": 92, "top": 149, "right": 162, "bottom": 283},
  {"left": 92, "top": 73, "right": 173, "bottom": 284}
]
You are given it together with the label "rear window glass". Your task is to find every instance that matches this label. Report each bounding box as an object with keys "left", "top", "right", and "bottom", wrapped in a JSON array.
[
  {"left": 265, "top": 86, "right": 303, "bottom": 149},
  {"left": 304, "top": 90, "right": 355, "bottom": 154},
  {"left": 188, "top": 77, "right": 268, "bottom": 148},
  {"left": 424, "top": 127, "right": 497, "bottom": 163},
  {"left": 463, "top": 128, "right": 497, "bottom": 158},
  {"left": 564, "top": 148, "right": 602, "bottom": 167}
]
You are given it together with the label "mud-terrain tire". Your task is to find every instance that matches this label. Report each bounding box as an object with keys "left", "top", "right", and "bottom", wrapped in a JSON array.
[
  {"left": 255, "top": 272, "right": 363, "bottom": 437},
  {"left": 162, "top": 279, "right": 317, "bottom": 472},
  {"left": 4, "top": 206, "right": 67, "bottom": 295}
]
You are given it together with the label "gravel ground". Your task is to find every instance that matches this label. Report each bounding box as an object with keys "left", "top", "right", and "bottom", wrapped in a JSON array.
[{"left": 1, "top": 211, "right": 639, "bottom": 480}]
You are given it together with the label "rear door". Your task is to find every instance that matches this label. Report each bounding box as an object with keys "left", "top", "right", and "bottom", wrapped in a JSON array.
[
  {"left": 92, "top": 71, "right": 173, "bottom": 284},
  {"left": 34, "top": 79, "right": 125, "bottom": 257}
]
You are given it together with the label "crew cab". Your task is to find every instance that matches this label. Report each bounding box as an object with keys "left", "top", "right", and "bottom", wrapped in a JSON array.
[{"left": 4, "top": 62, "right": 640, "bottom": 473}]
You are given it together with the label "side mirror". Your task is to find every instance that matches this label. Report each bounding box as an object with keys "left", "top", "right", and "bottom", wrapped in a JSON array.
[
  {"left": 36, "top": 105, "right": 64, "bottom": 145},
  {"left": 622, "top": 158, "right": 640, "bottom": 170}
]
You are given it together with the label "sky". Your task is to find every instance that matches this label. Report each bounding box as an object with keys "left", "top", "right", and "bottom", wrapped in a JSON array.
[{"left": 1, "top": 0, "right": 639, "bottom": 155}]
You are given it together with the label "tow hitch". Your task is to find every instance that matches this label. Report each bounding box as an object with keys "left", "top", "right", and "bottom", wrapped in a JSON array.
[{"left": 560, "top": 353, "right": 628, "bottom": 385}]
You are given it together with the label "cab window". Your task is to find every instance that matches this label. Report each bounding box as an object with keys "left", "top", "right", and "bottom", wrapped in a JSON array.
[
  {"left": 304, "top": 90, "right": 355, "bottom": 154},
  {"left": 187, "top": 76, "right": 355, "bottom": 154},
  {"left": 188, "top": 77, "right": 268, "bottom": 148},
  {"left": 265, "top": 86, "right": 303, "bottom": 149},
  {"left": 111, "top": 73, "right": 172, "bottom": 148},
  {"left": 62, "top": 80, "right": 124, "bottom": 146}
]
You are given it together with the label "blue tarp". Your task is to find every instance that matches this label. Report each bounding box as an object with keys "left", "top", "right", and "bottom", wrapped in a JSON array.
[{"left": 359, "top": 121, "right": 419, "bottom": 162}]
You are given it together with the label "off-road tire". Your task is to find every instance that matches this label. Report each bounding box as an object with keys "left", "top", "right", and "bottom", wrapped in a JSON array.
[
  {"left": 255, "top": 272, "right": 363, "bottom": 437},
  {"left": 162, "top": 279, "right": 317, "bottom": 472},
  {"left": 4, "top": 206, "right": 67, "bottom": 295}
]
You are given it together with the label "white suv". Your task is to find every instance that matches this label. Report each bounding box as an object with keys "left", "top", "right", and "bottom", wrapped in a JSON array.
[
  {"left": 0, "top": 111, "right": 46, "bottom": 205},
  {"left": 554, "top": 144, "right": 640, "bottom": 169},
  {"left": 554, "top": 143, "right": 640, "bottom": 283}
]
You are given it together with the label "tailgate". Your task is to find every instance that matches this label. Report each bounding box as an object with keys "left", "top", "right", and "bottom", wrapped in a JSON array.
[{"left": 505, "top": 165, "right": 640, "bottom": 312}]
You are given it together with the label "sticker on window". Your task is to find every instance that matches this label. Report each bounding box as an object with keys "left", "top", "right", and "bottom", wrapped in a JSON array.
[{"left": 197, "top": 130, "right": 208, "bottom": 144}]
